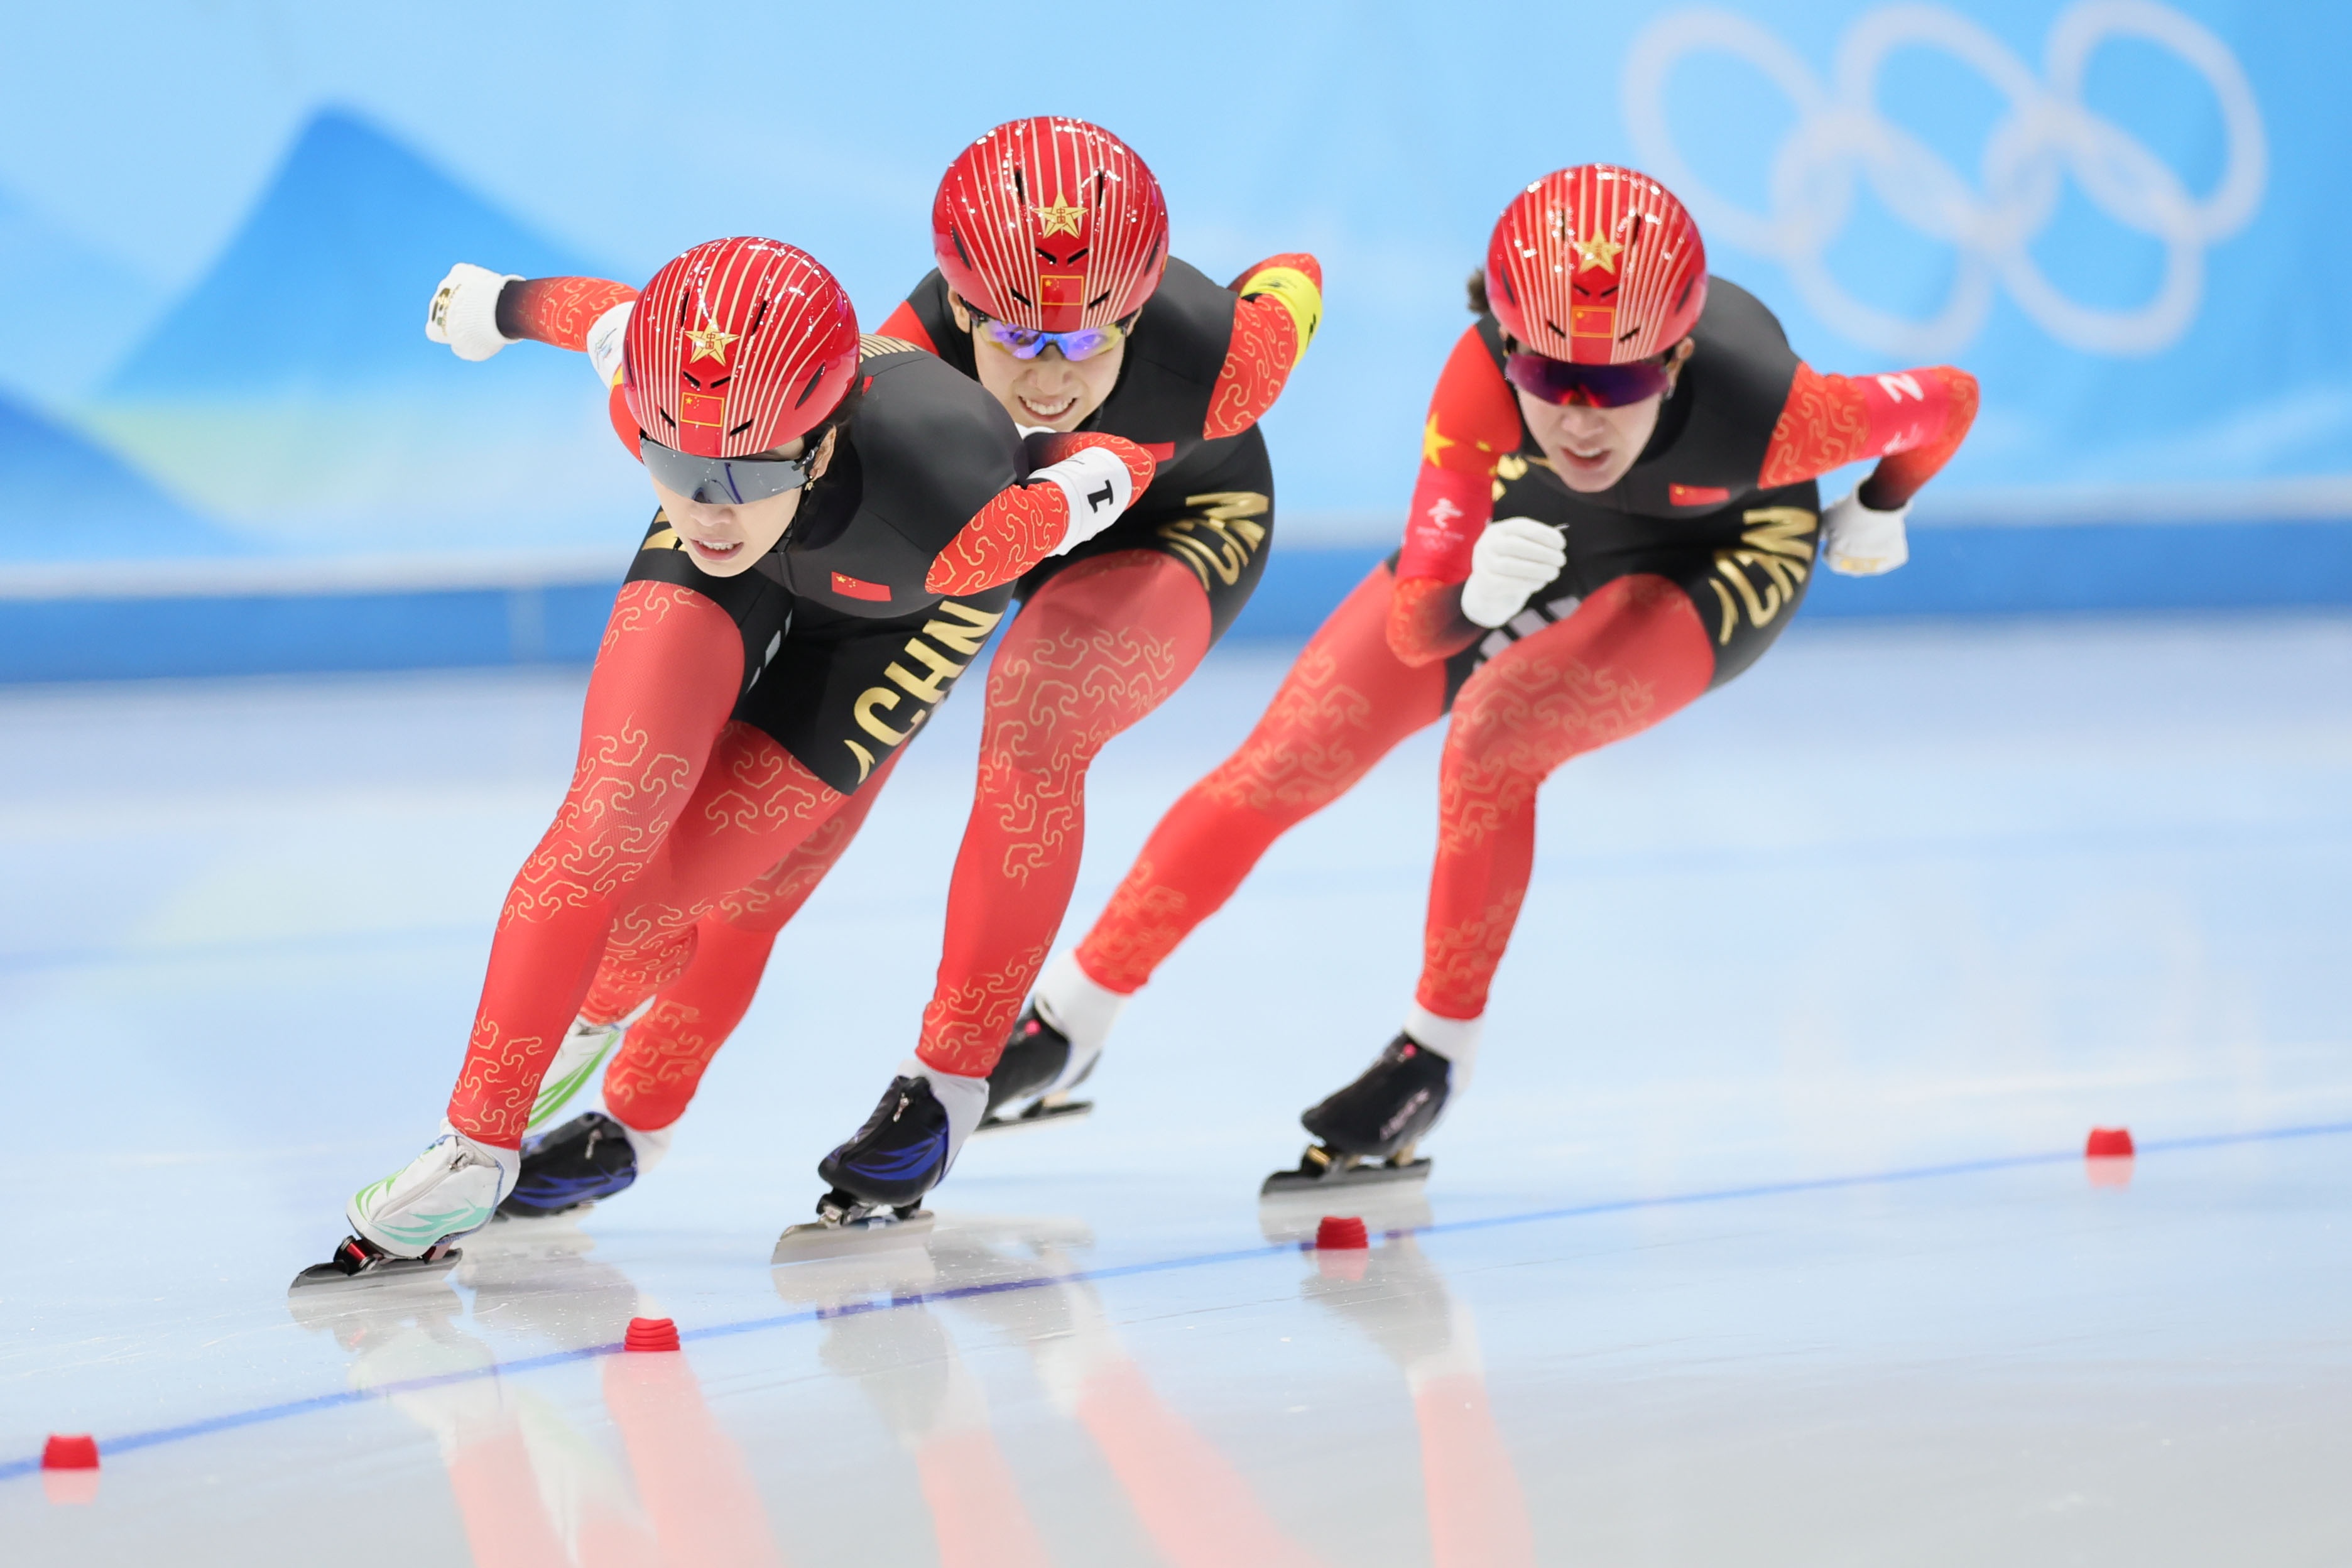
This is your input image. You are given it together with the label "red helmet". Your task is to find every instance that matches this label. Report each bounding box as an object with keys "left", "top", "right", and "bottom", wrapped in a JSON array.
[
  {"left": 1486, "top": 165, "right": 1706, "bottom": 364},
  {"left": 932, "top": 117, "right": 1169, "bottom": 333},
  {"left": 623, "top": 237, "right": 859, "bottom": 459}
]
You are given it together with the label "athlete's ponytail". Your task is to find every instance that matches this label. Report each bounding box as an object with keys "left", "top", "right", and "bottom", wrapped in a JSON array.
[{"left": 1465, "top": 269, "right": 1490, "bottom": 317}]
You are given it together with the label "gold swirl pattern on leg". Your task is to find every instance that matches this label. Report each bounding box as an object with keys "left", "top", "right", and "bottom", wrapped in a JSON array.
[
  {"left": 917, "top": 553, "right": 1212, "bottom": 1071},
  {"left": 1416, "top": 575, "right": 1714, "bottom": 1019},
  {"left": 1072, "top": 563, "right": 1447, "bottom": 994}
]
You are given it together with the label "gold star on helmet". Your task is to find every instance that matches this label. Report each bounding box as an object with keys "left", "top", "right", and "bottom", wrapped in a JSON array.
[
  {"left": 1034, "top": 192, "right": 1086, "bottom": 237},
  {"left": 683, "top": 320, "right": 739, "bottom": 364},
  {"left": 1573, "top": 232, "right": 1623, "bottom": 273}
]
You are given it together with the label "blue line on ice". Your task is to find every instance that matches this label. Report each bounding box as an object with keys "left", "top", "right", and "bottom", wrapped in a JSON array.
[{"left": 6, "top": 1118, "right": 2346, "bottom": 1484}]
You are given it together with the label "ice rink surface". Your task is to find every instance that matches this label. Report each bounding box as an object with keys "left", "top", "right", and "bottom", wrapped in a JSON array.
[{"left": 4, "top": 612, "right": 2350, "bottom": 1564}]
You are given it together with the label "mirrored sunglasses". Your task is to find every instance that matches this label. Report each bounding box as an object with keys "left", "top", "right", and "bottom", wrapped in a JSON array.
[
  {"left": 1503, "top": 351, "right": 1675, "bottom": 410},
  {"left": 969, "top": 309, "right": 1130, "bottom": 362},
  {"left": 640, "top": 435, "right": 815, "bottom": 505}
]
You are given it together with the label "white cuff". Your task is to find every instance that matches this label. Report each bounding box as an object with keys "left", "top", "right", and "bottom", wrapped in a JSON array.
[
  {"left": 1033, "top": 950, "right": 1129, "bottom": 1086},
  {"left": 904, "top": 1059, "right": 989, "bottom": 1175},
  {"left": 1403, "top": 1004, "right": 1481, "bottom": 1091},
  {"left": 585, "top": 301, "right": 633, "bottom": 389},
  {"left": 1035, "top": 446, "right": 1137, "bottom": 556}
]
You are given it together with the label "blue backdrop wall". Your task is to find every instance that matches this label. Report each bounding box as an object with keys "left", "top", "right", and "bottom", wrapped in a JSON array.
[{"left": 0, "top": 0, "right": 2343, "bottom": 677}]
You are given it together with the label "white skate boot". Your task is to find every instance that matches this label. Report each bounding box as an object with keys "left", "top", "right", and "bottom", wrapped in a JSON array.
[
  {"left": 526, "top": 999, "right": 652, "bottom": 1134},
  {"left": 294, "top": 1123, "right": 520, "bottom": 1287}
]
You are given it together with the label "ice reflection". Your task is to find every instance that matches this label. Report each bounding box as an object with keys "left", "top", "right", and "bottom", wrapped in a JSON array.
[
  {"left": 1268, "top": 1192, "right": 1536, "bottom": 1568},
  {"left": 288, "top": 1204, "right": 1535, "bottom": 1568},
  {"left": 925, "top": 1219, "right": 1330, "bottom": 1568},
  {"left": 289, "top": 1223, "right": 783, "bottom": 1568},
  {"left": 773, "top": 1231, "right": 1052, "bottom": 1567}
]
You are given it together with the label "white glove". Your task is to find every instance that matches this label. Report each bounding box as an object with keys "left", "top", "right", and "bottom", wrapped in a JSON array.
[
  {"left": 1035, "top": 445, "right": 1140, "bottom": 557},
  {"left": 1822, "top": 489, "right": 1910, "bottom": 576},
  {"left": 424, "top": 262, "right": 521, "bottom": 361},
  {"left": 1459, "top": 516, "right": 1567, "bottom": 628}
]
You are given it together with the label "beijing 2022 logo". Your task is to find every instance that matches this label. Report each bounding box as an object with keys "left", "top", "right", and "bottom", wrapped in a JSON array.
[{"left": 1624, "top": 1, "right": 2267, "bottom": 357}]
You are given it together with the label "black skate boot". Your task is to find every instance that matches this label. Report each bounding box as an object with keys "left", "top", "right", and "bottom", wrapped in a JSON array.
[
  {"left": 977, "top": 1003, "right": 1096, "bottom": 1134},
  {"left": 1261, "top": 1035, "right": 1452, "bottom": 1196},
  {"left": 775, "top": 1076, "right": 950, "bottom": 1263},
  {"left": 497, "top": 1112, "right": 639, "bottom": 1219}
]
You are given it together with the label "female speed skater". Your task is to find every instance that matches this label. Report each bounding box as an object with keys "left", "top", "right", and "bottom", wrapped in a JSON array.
[
  {"left": 300, "top": 234, "right": 1157, "bottom": 1281},
  {"left": 495, "top": 117, "right": 1324, "bottom": 1241},
  {"left": 986, "top": 163, "right": 1981, "bottom": 1191}
]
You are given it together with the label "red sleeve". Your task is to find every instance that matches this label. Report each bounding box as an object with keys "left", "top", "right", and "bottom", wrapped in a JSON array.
[
  {"left": 1387, "top": 576, "right": 1481, "bottom": 667},
  {"left": 1204, "top": 253, "right": 1323, "bottom": 438},
  {"left": 923, "top": 433, "right": 1158, "bottom": 596},
  {"left": 496, "top": 276, "right": 638, "bottom": 351},
  {"left": 1760, "top": 364, "right": 1980, "bottom": 507},
  {"left": 607, "top": 383, "right": 641, "bottom": 459},
  {"left": 1396, "top": 325, "right": 1522, "bottom": 583},
  {"left": 876, "top": 298, "right": 940, "bottom": 354}
]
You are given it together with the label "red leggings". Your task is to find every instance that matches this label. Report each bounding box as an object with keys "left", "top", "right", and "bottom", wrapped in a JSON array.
[
  {"left": 574, "top": 548, "right": 1216, "bottom": 1113},
  {"left": 559, "top": 559, "right": 1710, "bottom": 1132},
  {"left": 916, "top": 549, "right": 1214, "bottom": 1073},
  {"left": 445, "top": 582, "right": 862, "bottom": 1147},
  {"left": 584, "top": 750, "right": 901, "bottom": 1131},
  {"left": 1075, "top": 563, "right": 1713, "bottom": 1020}
]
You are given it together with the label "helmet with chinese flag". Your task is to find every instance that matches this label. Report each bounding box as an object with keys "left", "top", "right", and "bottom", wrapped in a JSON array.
[
  {"left": 623, "top": 236, "right": 860, "bottom": 459},
  {"left": 932, "top": 117, "right": 1170, "bottom": 332},
  {"left": 1485, "top": 165, "right": 1707, "bottom": 364}
]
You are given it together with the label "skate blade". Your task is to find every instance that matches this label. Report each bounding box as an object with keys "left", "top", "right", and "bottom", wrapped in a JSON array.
[
  {"left": 771, "top": 1208, "right": 935, "bottom": 1265},
  {"left": 974, "top": 1097, "right": 1093, "bottom": 1137},
  {"left": 288, "top": 1243, "right": 464, "bottom": 1294},
  {"left": 1259, "top": 1156, "right": 1432, "bottom": 1199}
]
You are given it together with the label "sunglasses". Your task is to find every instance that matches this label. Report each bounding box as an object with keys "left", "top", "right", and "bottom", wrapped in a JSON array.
[
  {"left": 1503, "top": 351, "right": 1675, "bottom": 410},
  {"left": 640, "top": 435, "right": 816, "bottom": 505},
  {"left": 966, "top": 305, "right": 1131, "bottom": 362}
]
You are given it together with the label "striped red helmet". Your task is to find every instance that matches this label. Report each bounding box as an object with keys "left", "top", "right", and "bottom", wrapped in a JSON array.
[
  {"left": 1486, "top": 166, "right": 1706, "bottom": 364},
  {"left": 932, "top": 117, "right": 1169, "bottom": 333},
  {"left": 623, "top": 237, "right": 859, "bottom": 459}
]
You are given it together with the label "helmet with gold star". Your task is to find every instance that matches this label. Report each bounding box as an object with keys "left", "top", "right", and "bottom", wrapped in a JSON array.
[
  {"left": 1485, "top": 165, "right": 1707, "bottom": 366},
  {"left": 931, "top": 117, "right": 1170, "bottom": 334},
  {"left": 623, "top": 236, "right": 861, "bottom": 459}
]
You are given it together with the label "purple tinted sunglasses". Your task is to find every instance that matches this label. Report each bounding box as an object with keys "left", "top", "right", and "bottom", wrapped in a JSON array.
[
  {"left": 1503, "top": 351, "right": 1676, "bottom": 409},
  {"left": 967, "top": 306, "right": 1131, "bottom": 362}
]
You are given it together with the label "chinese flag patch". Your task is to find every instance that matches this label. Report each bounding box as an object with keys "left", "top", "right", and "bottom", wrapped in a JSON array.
[
  {"left": 831, "top": 572, "right": 890, "bottom": 602},
  {"left": 1670, "top": 483, "right": 1731, "bottom": 507}
]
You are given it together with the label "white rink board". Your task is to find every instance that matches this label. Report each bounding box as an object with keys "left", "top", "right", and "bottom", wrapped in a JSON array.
[{"left": 4, "top": 616, "right": 2350, "bottom": 1564}]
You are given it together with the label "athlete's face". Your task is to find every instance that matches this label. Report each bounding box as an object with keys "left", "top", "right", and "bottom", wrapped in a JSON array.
[
  {"left": 646, "top": 428, "right": 837, "bottom": 576},
  {"left": 949, "top": 294, "right": 1125, "bottom": 431},
  {"left": 1513, "top": 339, "right": 1694, "bottom": 493}
]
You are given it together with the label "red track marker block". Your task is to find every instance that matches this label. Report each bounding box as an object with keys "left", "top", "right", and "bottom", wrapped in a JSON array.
[
  {"left": 2086, "top": 1127, "right": 2135, "bottom": 1158},
  {"left": 624, "top": 1316, "right": 681, "bottom": 1353},
  {"left": 41, "top": 1435, "right": 98, "bottom": 1470},
  {"left": 1315, "top": 1215, "right": 1369, "bottom": 1250}
]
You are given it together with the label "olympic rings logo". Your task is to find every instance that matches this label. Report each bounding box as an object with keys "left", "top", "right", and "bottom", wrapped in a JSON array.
[{"left": 1623, "top": 1, "right": 2267, "bottom": 357}]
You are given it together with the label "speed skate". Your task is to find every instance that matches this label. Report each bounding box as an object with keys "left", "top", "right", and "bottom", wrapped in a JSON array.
[
  {"left": 1261, "top": 1145, "right": 1434, "bottom": 1197},
  {"left": 771, "top": 1197, "right": 937, "bottom": 1265}
]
